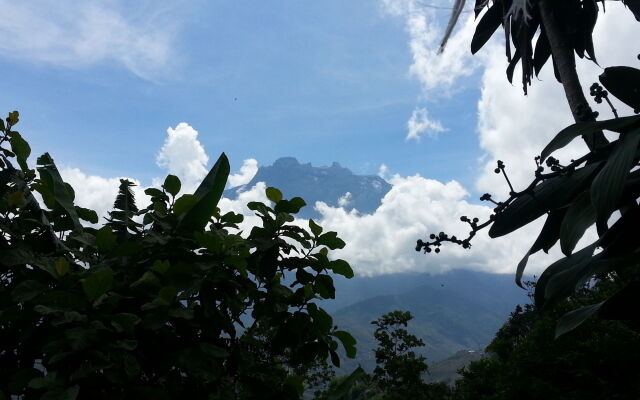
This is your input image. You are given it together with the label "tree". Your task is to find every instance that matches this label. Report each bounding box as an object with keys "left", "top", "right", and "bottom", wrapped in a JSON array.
[
  {"left": 455, "top": 279, "right": 640, "bottom": 399},
  {"left": 441, "top": 0, "right": 639, "bottom": 147},
  {"left": 0, "top": 112, "right": 357, "bottom": 399},
  {"left": 420, "top": 1, "right": 640, "bottom": 335},
  {"left": 371, "top": 310, "right": 429, "bottom": 399}
]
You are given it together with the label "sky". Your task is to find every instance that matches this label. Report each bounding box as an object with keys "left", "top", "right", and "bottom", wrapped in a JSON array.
[{"left": 1, "top": 0, "right": 639, "bottom": 277}]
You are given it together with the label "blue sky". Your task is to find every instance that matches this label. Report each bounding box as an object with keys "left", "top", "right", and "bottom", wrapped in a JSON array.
[
  {"left": 0, "top": 0, "right": 482, "bottom": 188},
  {"left": 1, "top": 1, "right": 638, "bottom": 276}
]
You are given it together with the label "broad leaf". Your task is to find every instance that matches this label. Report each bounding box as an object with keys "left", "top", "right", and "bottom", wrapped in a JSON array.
[
  {"left": 265, "top": 187, "right": 283, "bottom": 203},
  {"left": 37, "top": 153, "right": 82, "bottom": 230},
  {"left": 333, "top": 330, "right": 357, "bottom": 358},
  {"left": 540, "top": 115, "right": 640, "bottom": 162},
  {"left": 82, "top": 268, "right": 114, "bottom": 302},
  {"left": 177, "top": 153, "right": 230, "bottom": 233},
  {"left": 590, "top": 128, "right": 640, "bottom": 222},
  {"left": 515, "top": 208, "right": 566, "bottom": 288},
  {"left": 471, "top": 3, "right": 502, "bottom": 54},
  {"left": 599, "top": 66, "right": 640, "bottom": 112},
  {"left": 490, "top": 162, "right": 602, "bottom": 238},
  {"left": 163, "top": 174, "right": 181, "bottom": 197},
  {"left": 555, "top": 302, "right": 604, "bottom": 338},
  {"left": 560, "top": 191, "right": 596, "bottom": 256}
]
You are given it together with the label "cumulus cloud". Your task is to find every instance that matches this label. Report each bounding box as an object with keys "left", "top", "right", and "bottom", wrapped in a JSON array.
[
  {"left": 0, "top": 0, "right": 178, "bottom": 80},
  {"left": 228, "top": 159, "right": 258, "bottom": 188},
  {"left": 156, "top": 122, "right": 209, "bottom": 192},
  {"left": 406, "top": 107, "right": 446, "bottom": 140},
  {"left": 337, "top": 192, "right": 353, "bottom": 207},
  {"left": 314, "top": 174, "right": 543, "bottom": 276},
  {"left": 381, "top": 0, "right": 478, "bottom": 92},
  {"left": 475, "top": 3, "right": 640, "bottom": 195},
  {"left": 60, "top": 168, "right": 149, "bottom": 224}
]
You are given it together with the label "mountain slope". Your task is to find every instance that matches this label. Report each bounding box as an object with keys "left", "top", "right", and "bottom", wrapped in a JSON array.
[{"left": 225, "top": 157, "right": 391, "bottom": 219}]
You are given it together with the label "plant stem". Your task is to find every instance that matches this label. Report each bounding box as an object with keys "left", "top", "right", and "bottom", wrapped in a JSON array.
[{"left": 538, "top": 0, "right": 609, "bottom": 150}]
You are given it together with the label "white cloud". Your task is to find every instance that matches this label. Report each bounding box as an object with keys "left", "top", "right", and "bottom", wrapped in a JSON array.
[
  {"left": 156, "top": 122, "right": 209, "bottom": 192},
  {"left": 0, "top": 1, "right": 178, "bottom": 80},
  {"left": 228, "top": 159, "right": 258, "bottom": 188},
  {"left": 314, "top": 174, "right": 543, "bottom": 276},
  {"left": 381, "top": 0, "right": 478, "bottom": 92},
  {"left": 406, "top": 107, "right": 446, "bottom": 140},
  {"left": 377, "top": 164, "right": 391, "bottom": 181},
  {"left": 338, "top": 192, "right": 352, "bottom": 207},
  {"left": 60, "top": 168, "right": 149, "bottom": 224},
  {"left": 475, "top": 3, "right": 640, "bottom": 195}
]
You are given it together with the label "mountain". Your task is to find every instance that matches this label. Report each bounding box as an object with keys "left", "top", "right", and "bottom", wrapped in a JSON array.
[
  {"left": 329, "top": 269, "right": 528, "bottom": 373},
  {"left": 227, "top": 156, "right": 529, "bottom": 378},
  {"left": 225, "top": 157, "right": 391, "bottom": 219}
]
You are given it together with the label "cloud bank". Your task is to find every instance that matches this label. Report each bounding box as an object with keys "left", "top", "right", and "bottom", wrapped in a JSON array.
[{"left": 0, "top": 0, "right": 178, "bottom": 80}]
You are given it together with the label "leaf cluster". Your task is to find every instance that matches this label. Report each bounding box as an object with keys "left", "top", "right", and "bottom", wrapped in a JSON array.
[
  {"left": 0, "top": 115, "right": 356, "bottom": 400},
  {"left": 418, "top": 63, "right": 640, "bottom": 335}
]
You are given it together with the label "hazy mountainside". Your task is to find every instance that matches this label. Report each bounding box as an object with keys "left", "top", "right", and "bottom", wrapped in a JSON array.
[
  {"left": 227, "top": 156, "right": 529, "bottom": 377},
  {"left": 330, "top": 270, "right": 528, "bottom": 373},
  {"left": 225, "top": 157, "right": 391, "bottom": 219},
  {"left": 425, "top": 350, "right": 485, "bottom": 384}
]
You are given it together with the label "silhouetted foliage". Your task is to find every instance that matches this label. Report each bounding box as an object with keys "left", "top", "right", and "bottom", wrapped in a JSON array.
[
  {"left": 455, "top": 278, "right": 640, "bottom": 400},
  {"left": 0, "top": 113, "right": 356, "bottom": 399},
  {"left": 420, "top": 47, "right": 640, "bottom": 336}
]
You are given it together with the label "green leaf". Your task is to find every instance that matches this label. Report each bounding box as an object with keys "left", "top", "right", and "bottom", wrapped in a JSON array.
[
  {"left": 540, "top": 115, "right": 640, "bottom": 162},
  {"left": 8, "top": 131, "right": 31, "bottom": 170},
  {"left": 12, "top": 280, "right": 46, "bottom": 302},
  {"left": 55, "top": 257, "right": 70, "bottom": 276},
  {"left": 591, "top": 129, "right": 640, "bottom": 222},
  {"left": 333, "top": 330, "right": 357, "bottom": 358},
  {"left": 555, "top": 302, "right": 604, "bottom": 338},
  {"left": 75, "top": 206, "right": 98, "bottom": 224},
  {"left": 37, "top": 153, "right": 82, "bottom": 230},
  {"left": 177, "top": 153, "right": 230, "bottom": 234},
  {"left": 308, "top": 303, "right": 333, "bottom": 333},
  {"left": 559, "top": 191, "right": 596, "bottom": 256},
  {"left": 470, "top": 2, "right": 502, "bottom": 54},
  {"left": 327, "top": 367, "right": 366, "bottom": 400},
  {"left": 7, "top": 110, "right": 19, "bottom": 126},
  {"left": 144, "top": 187, "right": 165, "bottom": 198},
  {"left": 111, "top": 313, "right": 140, "bottom": 334},
  {"left": 274, "top": 197, "right": 306, "bottom": 214},
  {"left": 515, "top": 208, "right": 566, "bottom": 288},
  {"left": 163, "top": 174, "right": 181, "bottom": 197},
  {"left": 315, "top": 274, "right": 336, "bottom": 299},
  {"left": 317, "top": 231, "right": 346, "bottom": 250},
  {"left": 284, "top": 375, "right": 304, "bottom": 397},
  {"left": 82, "top": 268, "right": 114, "bottom": 302},
  {"left": 173, "top": 194, "right": 197, "bottom": 215},
  {"left": 265, "top": 187, "right": 283, "bottom": 203},
  {"left": 490, "top": 162, "right": 602, "bottom": 238},
  {"left": 330, "top": 259, "right": 354, "bottom": 279},
  {"left": 41, "top": 385, "right": 80, "bottom": 400},
  {"left": 95, "top": 226, "right": 116, "bottom": 251},
  {"left": 200, "top": 343, "right": 229, "bottom": 358},
  {"left": 309, "top": 219, "right": 323, "bottom": 236},
  {"left": 599, "top": 66, "right": 640, "bottom": 112},
  {"left": 534, "top": 242, "right": 598, "bottom": 308}
]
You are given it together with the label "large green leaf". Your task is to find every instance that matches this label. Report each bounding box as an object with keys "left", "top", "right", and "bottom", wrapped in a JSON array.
[
  {"left": 555, "top": 302, "right": 604, "bottom": 338},
  {"left": 515, "top": 208, "right": 566, "bottom": 288},
  {"left": 8, "top": 131, "right": 31, "bottom": 171},
  {"left": 327, "top": 367, "right": 366, "bottom": 400},
  {"left": 82, "top": 268, "right": 114, "bottom": 302},
  {"left": 471, "top": 2, "right": 502, "bottom": 54},
  {"left": 162, "top": 174, "right": 181, "bottom": 197},
  {"left": 333, "top": 330, "right": 357, "bottom": 358},
  {"left": 599, "top": 66, "right": 640, "bottom": 112},
  {"left": 540, "top": 115, "right": 640, "bottom": 162},
  {"left": 590, "top": 128, "right": 640, "bottom": 222},
  {"left": 177, "top": 153, "right": 229, "bottom": 233},
  {"left": 490, "top": 162, "right": 602, "bottom": 238},
  {"left": 534, "top": 242, "right": 598, "bottom": 308},
  {"left": 37, "top": 153, "right": 82, "bottom": 230},
  {"left": 560, "top": 191, "right": 596, "bottom": 256}
]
